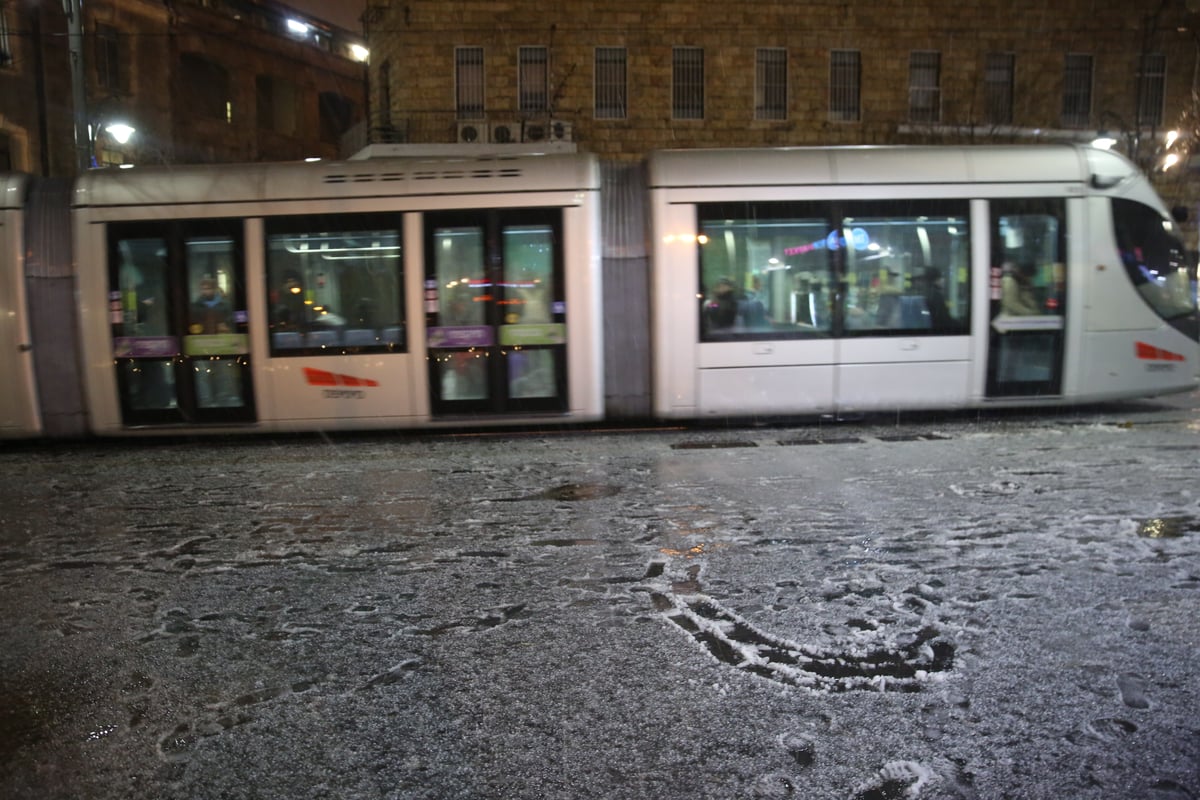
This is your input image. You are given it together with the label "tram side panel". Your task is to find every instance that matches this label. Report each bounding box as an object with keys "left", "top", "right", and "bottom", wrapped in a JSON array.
[
  {"left": 562, "top": 197, "right": 605, "bottom": 422},
  {"left": 0, "top": 175, "right": 42, "bottom": 438},
  {"left": 251, "top": 206, "right": 420, "bottom": 433},
  {"left": 650, "top": 194, "right": 701, "bottom": 419}
]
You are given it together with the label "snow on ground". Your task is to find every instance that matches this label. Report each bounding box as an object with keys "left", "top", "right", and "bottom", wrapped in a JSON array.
[{"left": 0, "top": 403, "right": 1197, "bottom": 799}]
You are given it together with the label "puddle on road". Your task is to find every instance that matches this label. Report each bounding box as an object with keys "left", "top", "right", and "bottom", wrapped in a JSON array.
[{"left": 1136, "top": 516, "right": 1200, "bottom": 539}]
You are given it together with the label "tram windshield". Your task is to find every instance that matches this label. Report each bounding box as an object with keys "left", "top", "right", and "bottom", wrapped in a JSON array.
[{"left": 1112, "top": 198, "right": 1196, "bottom": 332}]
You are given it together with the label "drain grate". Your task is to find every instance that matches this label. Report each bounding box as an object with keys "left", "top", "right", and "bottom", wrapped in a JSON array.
[{"left": 671, "top": 440, "right": 759, "bottom": 450}]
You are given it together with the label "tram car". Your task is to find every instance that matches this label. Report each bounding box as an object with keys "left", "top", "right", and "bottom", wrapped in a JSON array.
[{"left": 0, "top": 144, "right": 1196, "bottom": 439}]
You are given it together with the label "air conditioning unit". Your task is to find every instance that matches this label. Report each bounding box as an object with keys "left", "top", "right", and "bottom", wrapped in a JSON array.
[
  {"left": 490, "top": 121, "right": 519, "bottom": 144},
  {"left": 456, "top": 121, "right": 488, "bottom": 144},
  {"left": 548, "top": 119, "right": 573, "bottom": 142},
  {"left": 522, "top": 119, "right": 549, "bottom": 143}
]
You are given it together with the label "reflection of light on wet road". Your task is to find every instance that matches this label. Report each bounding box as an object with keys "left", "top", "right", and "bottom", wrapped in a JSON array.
[
  {"left": 1136, "top": 516, "right": 1199, "bottom": 538},
  {"left": 658, "top": 543, "right": 710, "bottom": 558}
]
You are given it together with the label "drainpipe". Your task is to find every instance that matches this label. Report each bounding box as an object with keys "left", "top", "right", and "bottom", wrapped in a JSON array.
[{"left": 64, "top": 0, "right": 90, "bottom": 173}]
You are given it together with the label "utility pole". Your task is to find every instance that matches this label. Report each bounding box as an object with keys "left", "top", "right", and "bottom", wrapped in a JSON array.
[{"left": 64, "top": 0, "right": 90, "bottom": 172}]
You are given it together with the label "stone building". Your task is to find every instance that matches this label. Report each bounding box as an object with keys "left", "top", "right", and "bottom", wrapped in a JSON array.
[
  {"left": 360, "top": 0, "right": 1200, "bottom": 226},
  {"left": 0, "top": 0, "right": 369, "bottom": 176}
]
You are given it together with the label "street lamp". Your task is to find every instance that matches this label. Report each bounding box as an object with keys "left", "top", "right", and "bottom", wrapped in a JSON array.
[{"left": 89, "top": 118, "right": 136, "bottom": 168}]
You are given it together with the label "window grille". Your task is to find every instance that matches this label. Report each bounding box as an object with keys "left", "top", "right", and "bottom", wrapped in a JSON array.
[
  {"left": 908, "top": 51, "right": 940, "bottom": 123},
  {"left": 1061, "top": 53, "right": 1092, "bottom": 128},
  {"left": 1137, "top": 53, "right": 1166, "bottom": 127},
  {"left": 519, "top": 46, "right": 549, "bottom": 114},
  {"left": 755, "top": 48, "right": 787, "bottom": 121},
  {"left": 673, "top": 47, "right": 704, "bottom": 120},
  {"left": 829, "top": 50, "right": 860, "bottom": 122},
  {"left": 456, "top": 46, "right": 485, "bottom": 119},
  {"left": 594, "top": 47, "right": 627, "bottom": 119},
  {"left": 984, "top": 52, "right": 1014, "bottom": 125}
]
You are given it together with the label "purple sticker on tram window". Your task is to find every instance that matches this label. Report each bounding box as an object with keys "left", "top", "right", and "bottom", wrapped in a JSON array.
[
  {"left": 112, "top": 336, "right": 181, "bottom": 358},
  {"left": 427, "top": 326, "right": 494, "bottom": 348}
]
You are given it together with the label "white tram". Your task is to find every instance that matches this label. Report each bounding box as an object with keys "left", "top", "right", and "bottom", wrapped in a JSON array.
[
  {"left": 67, "top": 154, "right": 603, "bottom": 435},
  {"left": 0, "top": 145, "right": 1195, "bottom": 439},
  {"left": 649, "top": 145, "right": 1198, "bottom": 418}
]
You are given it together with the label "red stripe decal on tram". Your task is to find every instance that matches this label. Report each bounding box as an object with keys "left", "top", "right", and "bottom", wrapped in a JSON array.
[
  {"left": 1135, "top": 341, "right": 1186, "bottom": 362},
  {"left": 303, "top": 367, "right": 379, "bottom": 387}
]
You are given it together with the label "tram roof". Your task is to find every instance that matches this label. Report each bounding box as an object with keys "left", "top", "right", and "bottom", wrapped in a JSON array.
[
  {"left": 647, "top": 144, "right": 1140, "bottom": 189},
  {"left": 72, "top": 153, "right": 600, "bottom": 209}
]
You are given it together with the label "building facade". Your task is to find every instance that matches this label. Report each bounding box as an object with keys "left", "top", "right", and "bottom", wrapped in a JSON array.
[
  {"left": 0, "top": 0, "right": 369, "bottom": 176},
  {"left": 361, "top": 0, "right": 1200, "bottom": 222}
]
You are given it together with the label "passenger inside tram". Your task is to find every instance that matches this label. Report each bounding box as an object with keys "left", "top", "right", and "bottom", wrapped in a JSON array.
[{"left": 1000, "top": 262, "right": 1042, "bottom": 316}]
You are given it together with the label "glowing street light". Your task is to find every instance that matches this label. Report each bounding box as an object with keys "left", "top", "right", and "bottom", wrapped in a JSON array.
[{"left": 105, "top": 122, "right": 135, "bottom": 145}]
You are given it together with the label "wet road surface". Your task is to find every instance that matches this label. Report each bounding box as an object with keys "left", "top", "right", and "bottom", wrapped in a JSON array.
[{"left": 1, "top": 400, "right": 1199, "bottom": 799}]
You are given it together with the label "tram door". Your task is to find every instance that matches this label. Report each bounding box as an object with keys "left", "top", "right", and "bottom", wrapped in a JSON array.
[
  {"left": 425, "top": 210, "right": 567, "bottom": 417},
  {"left": 109, "top": 220, "right": 256, "bottom": 425},
  {"left": 985, "top": 198, "right": 1067, "bottom": 397}
]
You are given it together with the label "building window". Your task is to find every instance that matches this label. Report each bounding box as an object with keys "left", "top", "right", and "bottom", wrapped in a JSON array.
[
  {"left": 95, "top": 23, "right": 123, "bottom": 93},
  {"left": 180, "top": 53, "right": 231, "bottom": 122},
  {"left": 319, "top": 92, "right": 355, "bottom": 145},
  {"left": 1061, "top": 53, "right": 1092, "bottom": 128},
  {"left": 594, "top": 47, "right": 627, "bottom": 119},
  {"left": 755, "top": 48, "right": 787, "bottom": 121},
  {"left": 829, "top": 50, "right": 860, "bottom": 122},
  {"left": 256, "top": 74, "right": 298, "bottom": 136},
  {"left": 908, "top": 51, "right": 940, "bottom": 123},
  {"left": 0, "top": 7, "right": 13, "bottom": 67},
  {"left": 673, "top": 47, "right": 704, "bottom": 120},
  {"left": 456, "top": 46, "right": 485, "bottom": 119},
  {"left": 519, "top": 46, "right": 549, "bottom": 115},
  {"left": 1137, "top": 53, "right": 1166, "bottom": 127},
  {"left": 984, "top": 52, "right": 1014, "bottom": 125}
]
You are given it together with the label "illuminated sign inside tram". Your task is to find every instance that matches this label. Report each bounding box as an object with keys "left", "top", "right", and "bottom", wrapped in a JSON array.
[{"left": 784, "top": 227, "right": 870, "bottom": 256}]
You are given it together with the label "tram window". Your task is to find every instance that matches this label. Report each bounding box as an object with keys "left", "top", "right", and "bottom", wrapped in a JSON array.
[
  {"left": 265, "top": 214, "right": 405, "bottom": 356},
  {"left": 1112, "top": 198, "right": 1195, "bottom": 321},
  {"left": 112, "top": 236, "right": 177, "bottom": 412},
  {"left": 993, "top": 200, "right": 1066, "bottom": 318},
  {"left": 696, "top": 200, "right": 969, "bottom": 340},
  {"left": 698, "top": 203, "right": 835, "bottom": 341},
  {"left": 116, "top": 237, "right": 171, "bottom": 338},
  {"left": 839, "top": 200, "right": 969, "bottom": 335}
]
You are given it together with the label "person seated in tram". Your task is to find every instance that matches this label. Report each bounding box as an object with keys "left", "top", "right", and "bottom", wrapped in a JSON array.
[
  {"left": 1001, "top": 261, "right": 1042, "bottom": 316},
  {"left": 273, "top": 272, "right": 308, "bottom": 330},
  {"left": 921, "top": 267, "right": 955, "bottom": 331},
  {"left": 705, "top": 277, "right": 740, "bottom": 329}
]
